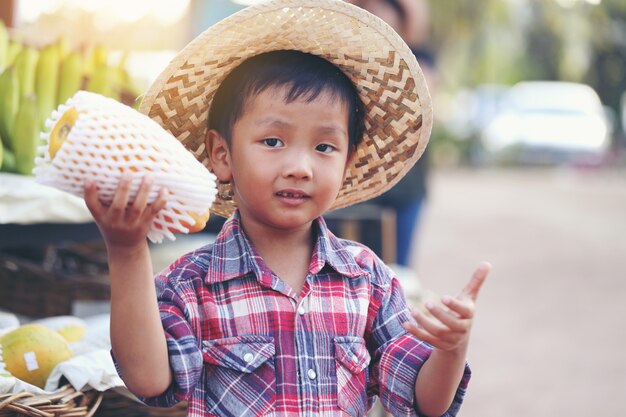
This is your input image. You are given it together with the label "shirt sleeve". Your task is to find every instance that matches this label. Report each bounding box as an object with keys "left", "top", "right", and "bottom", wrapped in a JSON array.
[
  {"left": 368, "top": 276, "right": 471, "bottom": 417},
  {"left": 111, "top": 271, "right": 204, "bottom": 408}
]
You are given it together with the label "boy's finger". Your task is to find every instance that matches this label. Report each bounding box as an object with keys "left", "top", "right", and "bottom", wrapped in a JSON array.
[
  {"left": 403, "top": 322, "right": 443, "bottom": 350},
  {"left": 441, "top": 295, "right": 474, "bottom": 319},
  {"left": 411, "top": 309, "right": 449, "bottom": 339},
  {"left": 132, "top": 175, "right": 155, "bottom": 211},
  {"left": 111, "top": 172, "right": 132, "bottom": 210},
  {"left": 425, "top": 301, "right": 469, "bottom": 331},
  {"left": 83, "top": 180, "right": 102, "bottom": 218},
  {"left": 144, "top": 187, "right": 169, "bottom": 220},
  {"left": 459, "top": 262, "right": 491, "bottom": 301}
]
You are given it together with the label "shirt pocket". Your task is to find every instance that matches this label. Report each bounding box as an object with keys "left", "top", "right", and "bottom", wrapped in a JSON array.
[
  {"left": 334, "top": 336, "right": 371, "bottom": 417},
  {"left": 202, "top": 335, "right": 276, "bottom": 416}
]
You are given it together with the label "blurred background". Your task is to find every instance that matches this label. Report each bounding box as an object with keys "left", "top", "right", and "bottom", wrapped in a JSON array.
[{"left": 0, "top": 0, "right": 625, "bottom": 416}]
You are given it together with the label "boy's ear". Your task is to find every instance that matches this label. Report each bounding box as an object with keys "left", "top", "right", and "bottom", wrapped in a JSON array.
[{"left": 205, "top": 129, "right": 233, "bottom": 182}]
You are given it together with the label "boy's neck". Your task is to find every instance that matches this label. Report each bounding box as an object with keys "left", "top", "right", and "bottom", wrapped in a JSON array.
[{"left": 239, "top": 216, "right": 315, "bottom": 295}]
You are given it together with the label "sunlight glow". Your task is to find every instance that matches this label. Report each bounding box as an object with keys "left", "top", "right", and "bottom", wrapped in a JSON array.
[{"left": 17, "top": 0, "right": 191, "bottom": 25}]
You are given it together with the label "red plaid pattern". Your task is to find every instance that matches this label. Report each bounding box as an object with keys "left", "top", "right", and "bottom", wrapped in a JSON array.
[{"left": 117, "top": 212, "right": 470, "bottom": 416}]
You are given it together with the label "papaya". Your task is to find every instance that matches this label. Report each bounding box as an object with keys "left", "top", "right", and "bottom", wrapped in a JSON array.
[
  {"left": 48, "top": 107, "right": 78, "bottom": 159},
  {"left": 33, "top": 315, "right": 87, "bottom": 343},
  {"left": 0, "top": 324, "right": 73, "bottom": 388}
]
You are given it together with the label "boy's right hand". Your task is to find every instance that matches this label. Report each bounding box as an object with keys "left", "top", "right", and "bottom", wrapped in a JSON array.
[{"left": 84, "top": 172, "right": 168, "bottom": 250}]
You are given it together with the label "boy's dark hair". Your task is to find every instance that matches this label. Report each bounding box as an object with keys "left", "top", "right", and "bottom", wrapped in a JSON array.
[{"left": 208, "top": 50, "right": 365, "bottom": 150}]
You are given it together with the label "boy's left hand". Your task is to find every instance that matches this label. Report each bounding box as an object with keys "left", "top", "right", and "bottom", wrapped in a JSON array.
[{"left": 403, "top": 262, "right": 491, "bottom": 354}]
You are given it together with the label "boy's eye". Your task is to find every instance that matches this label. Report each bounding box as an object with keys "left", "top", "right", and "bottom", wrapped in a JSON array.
[
  {"left": 316, "top": 143, "right": 335, "bottom": 153},
  {"left": 263, "top": 138, "right": 284, "bottom": 147}
]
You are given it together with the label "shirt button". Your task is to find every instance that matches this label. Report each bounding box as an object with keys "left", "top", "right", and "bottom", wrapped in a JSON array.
[
  {"left": 243, "top": 353, "right": 254, "bottom": 363},
  {"left": 307, "top": 369, "right": 317, "bottom": 380},
  {"left": 351, "top": 354, "right": 359, "bottom": 364},
  {"left": 298, "top": 305, "right": 306, "bottom": 315}
]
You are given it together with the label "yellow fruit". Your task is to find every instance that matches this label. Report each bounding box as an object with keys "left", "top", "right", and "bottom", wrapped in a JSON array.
[
  {"left": 14, "top": 47, "right": 39, "bottom": 97},
  {"left": 1, "top": 147, "right": 16, "bottom": 172},
  {"left": 184, "top": 209, "right": 211, "bottom": 233},
  {"left": 92, "top": 45, "right": 109, "bottom": 68},
  {"left": 86, "top": 65, "right": 118, "bottom": 100},
  {"left": 0, "top": 20, "right": 8, "bottom": 71},
  {"left": 162, "top": 208, "right": 211, "bottom": 233},
  {"left": 6, "top": 40, "right": 22, "bottom": 67},
  {"left": 0, "top": 324, "right": 73, "bottom": 388},
  {"left": 33, "top": 316, "right": 87, "bottom": 343},
  {"left": 49, "top": 107, "right": 78, "bottom": 159},
  {"left": 57, "top": 52, "right": 83, "bottom": 105},
  {"left": 35, "top": 44, "right": 60, "bottom": 129},
  {"left": 0, "top": 66, "right": 19, "bottom": 149},
  {"left": 12, "top": 94, "right": 39, "bottom": 175},
  {"left": 35, "top": 91, "right": 217, "bottom": 243},
  {"left": 56, "top": 326, "right": 86, "bottom": 343},
  {"left": 56, "top": 35, "right": 70, "bottom": 61}
]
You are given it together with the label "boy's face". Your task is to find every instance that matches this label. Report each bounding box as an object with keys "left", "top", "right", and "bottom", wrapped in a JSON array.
[{"left": 209, "top": 86, "right": 352, "bottom": 231}]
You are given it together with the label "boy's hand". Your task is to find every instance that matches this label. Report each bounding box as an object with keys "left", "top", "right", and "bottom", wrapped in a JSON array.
[
  {"left": 84, "top": 172, "right": 168, "bottom": 249},
  {"left": 403, "top": 262, "right": 491, "bottom": 354}
]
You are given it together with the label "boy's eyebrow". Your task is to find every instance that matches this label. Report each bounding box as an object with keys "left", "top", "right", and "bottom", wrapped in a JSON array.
[{"left": 256, "top": 117, "right": 347, "bottom": 137}]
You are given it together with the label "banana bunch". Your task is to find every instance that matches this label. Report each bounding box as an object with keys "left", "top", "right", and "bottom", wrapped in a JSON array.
[{"left": 0, "top": 20, "right": 141, "bottom": 175}]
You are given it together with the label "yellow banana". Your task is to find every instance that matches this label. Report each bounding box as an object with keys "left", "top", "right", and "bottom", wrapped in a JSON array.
[
  {"left": 0, "top": 67, "right": 19, "bottom": 150},
  {"left": 14, "top": 47, "right": 39, "bottom": 97},
  {"left": 12, "top": 94, "right": 39, "bottom": 175},
  {"left": 0, "top": 20, "right": 8, "bottom": 71},
  {"left": 36, "top": 44, "right": 60, "bottom": 129},
  {"left": 1, "top": 147, "right": 16, "bottom": 172},
  {"left": 56, "top": 34, "right": 70, "bottom": 61},
  {"left": 86, "top": 65, "right": 118, "bottom": 100},
  {"left": 57, "top": 51, "right": 83, "bottom": 105},
  {"left": 93, "top": 45, "right": 109, "bottom": 68},
  {"left": 7, "top": 40, "right": 22, "bottom": 67},
  {"left": 82, "top": 44, "right": 94, "bottom": 76}
]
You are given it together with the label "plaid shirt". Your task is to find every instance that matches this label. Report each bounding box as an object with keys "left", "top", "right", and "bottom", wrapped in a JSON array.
[{"left": 124, "top": 211, "right": 470, "bottom": 416}]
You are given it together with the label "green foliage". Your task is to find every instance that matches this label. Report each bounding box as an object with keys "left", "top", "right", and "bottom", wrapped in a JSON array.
[{"left": 427, "top": 0, "right": 626, "bottom": 133}]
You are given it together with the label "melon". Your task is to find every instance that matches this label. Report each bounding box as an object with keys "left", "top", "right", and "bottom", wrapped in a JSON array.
[
  {"left": 33, "top": 316, "right": 87, "bottom": 343},
  {"left": 0, "top": 324, "right": 73, "bottom": 388},
  {"left": 33, "top": 91, "right": 217, "bottom": 243}
]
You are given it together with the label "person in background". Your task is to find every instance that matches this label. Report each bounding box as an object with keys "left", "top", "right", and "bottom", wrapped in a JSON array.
[{"left": 349, "top": 0, "right": 437, "bottom": 268}]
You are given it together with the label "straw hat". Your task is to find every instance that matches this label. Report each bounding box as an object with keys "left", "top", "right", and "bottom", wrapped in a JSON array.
[{"left": 139, "top": 0, "right": 432, "bottom": 218}]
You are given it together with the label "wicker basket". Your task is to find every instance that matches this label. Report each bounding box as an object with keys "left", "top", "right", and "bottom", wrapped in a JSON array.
[
  {"left": 0, "top": 383, "right": 187, "bottom": 417},
  {"left": 0, "top": 385, "right": 103, "bottom": 417},
  {"left": 0, "top": 242, "right": 110, "bottom": 318},
  {"left": 93, "top": 391, "right": 187, "bottom": 417}
]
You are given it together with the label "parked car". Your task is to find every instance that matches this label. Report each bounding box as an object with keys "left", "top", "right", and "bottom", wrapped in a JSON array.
[{"left": 480, "top": 81, "right": 611, "bottom": 164}]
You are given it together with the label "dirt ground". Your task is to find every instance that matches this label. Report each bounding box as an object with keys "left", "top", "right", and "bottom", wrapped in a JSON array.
[{"left": 411, "top": 167, "right": 626, "bottom": 417}]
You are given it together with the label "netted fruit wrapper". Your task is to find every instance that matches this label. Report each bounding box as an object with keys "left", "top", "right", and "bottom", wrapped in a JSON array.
[{"left": 34, "top": 91, "right": 217, "bottom": 243}]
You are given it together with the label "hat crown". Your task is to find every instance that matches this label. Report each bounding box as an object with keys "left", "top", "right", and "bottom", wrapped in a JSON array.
[{"left": 140, "top": 0, "right": 431, "bottom": 217}]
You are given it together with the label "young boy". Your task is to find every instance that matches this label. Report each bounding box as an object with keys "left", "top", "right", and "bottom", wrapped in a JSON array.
[{"left": 84, "top": 1, "right": 490, "bottom": 416}]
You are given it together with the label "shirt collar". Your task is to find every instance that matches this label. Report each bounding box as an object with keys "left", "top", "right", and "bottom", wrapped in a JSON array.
[
  {"left": 310, "top": 216, "right": 368, "bottom": 279},
  {"left": 205, "top": 211, "right": 367, "bottom": 285},
  {"left": 205, "top": 211, "right": 267, "bottom": 285}
]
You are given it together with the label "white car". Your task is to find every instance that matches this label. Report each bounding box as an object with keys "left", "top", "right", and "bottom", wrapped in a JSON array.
[{"left": 481, "top": 81, "right": 611, "bottom": 163}]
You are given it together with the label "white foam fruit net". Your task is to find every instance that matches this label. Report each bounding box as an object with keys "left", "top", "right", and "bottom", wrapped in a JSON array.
[{"left": 34, "top": 91, "right": 217, "bottom": 243}]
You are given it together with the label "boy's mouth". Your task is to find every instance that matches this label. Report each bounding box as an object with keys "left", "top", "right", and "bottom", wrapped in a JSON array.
[{"left": 276, "top": 190, "right": 310, "bottom": 199}]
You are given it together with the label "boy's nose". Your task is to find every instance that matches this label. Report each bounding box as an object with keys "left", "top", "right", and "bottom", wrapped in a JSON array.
[{"left": 283, "top": 153, "right": 312, "bottom": 179}]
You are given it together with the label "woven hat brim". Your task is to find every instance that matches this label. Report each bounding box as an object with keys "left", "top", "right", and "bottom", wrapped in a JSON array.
[{"left": 139, "top": 0, "right": 432, "bottom": 218}]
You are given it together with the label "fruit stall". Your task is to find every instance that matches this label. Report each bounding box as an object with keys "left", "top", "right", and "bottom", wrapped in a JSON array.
[
  {"left": 0, "top": 1, "right": 194, "bottom": 415},
  {"left": 0, "top": 2, "right": 415, "bottom": 416}
]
